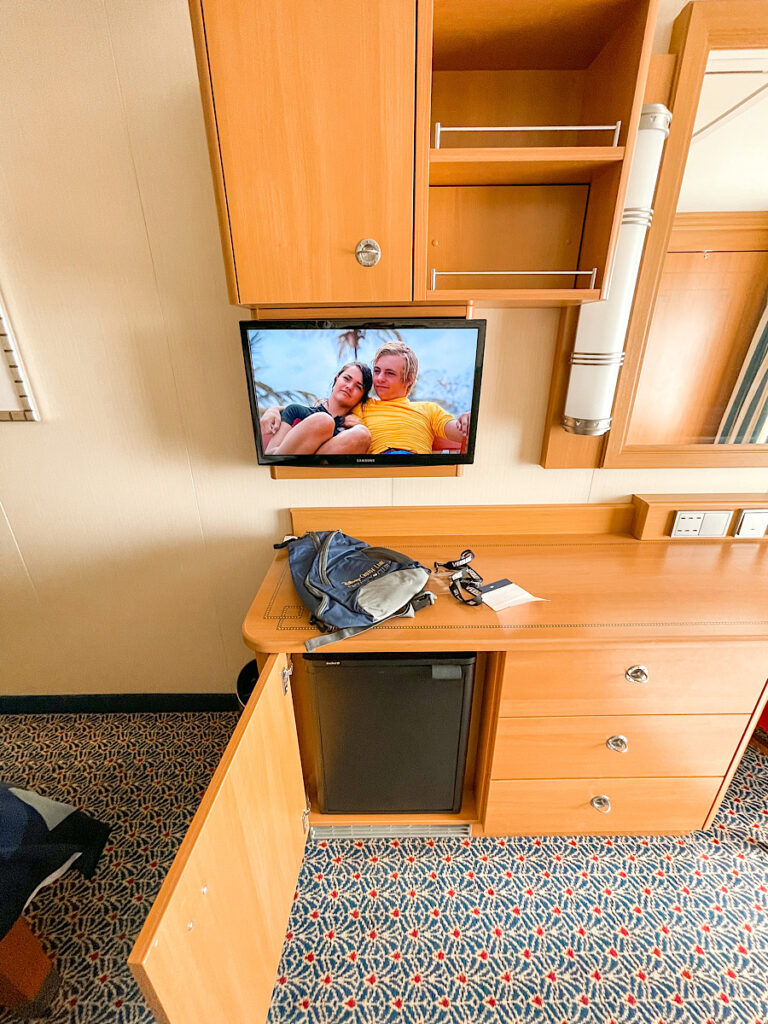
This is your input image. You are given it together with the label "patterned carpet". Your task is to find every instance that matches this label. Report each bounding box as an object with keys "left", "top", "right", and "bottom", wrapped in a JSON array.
[
  {"left": 271, "top": 748, "right": 768, "bottom": 1024},
  {"left": 1, "top": 713, "right": 767, "bottom": 1024}
]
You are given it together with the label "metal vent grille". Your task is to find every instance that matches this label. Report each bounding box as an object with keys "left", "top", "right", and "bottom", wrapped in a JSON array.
[{"left": 309, "top": 824, "right": 472, "bottom": 841}]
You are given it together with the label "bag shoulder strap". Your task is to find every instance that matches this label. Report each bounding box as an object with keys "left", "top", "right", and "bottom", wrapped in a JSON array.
[{"left": 304, "top": 591, "right": 436, "bottom": 652}]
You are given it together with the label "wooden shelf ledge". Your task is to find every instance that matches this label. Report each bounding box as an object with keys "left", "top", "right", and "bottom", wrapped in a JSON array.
[
  {"left": 270, "top": 465, "right": 463, "bottom": 479},
  {"left": 426, "top": 288, "right": 601, "bottom": 307},
  {"left": 429, "top": 146, "right": 624, "bottom": 186}
]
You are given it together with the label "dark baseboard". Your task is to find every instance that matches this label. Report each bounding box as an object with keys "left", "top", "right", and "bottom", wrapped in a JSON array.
[{"left": 0, "top": 693, "right": 240, "bottom": 714}]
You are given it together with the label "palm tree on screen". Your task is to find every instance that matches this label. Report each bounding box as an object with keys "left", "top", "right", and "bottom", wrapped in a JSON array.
[
  {"left": 249, "top": 331, "right": 319, "bottom": 406},
  {"left": 335, "top": 327, "right": 403, "bottom": 362}
]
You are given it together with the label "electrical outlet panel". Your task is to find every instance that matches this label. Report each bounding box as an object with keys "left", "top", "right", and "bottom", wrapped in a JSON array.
[
  {"left": 733, "top": 509, "right": 768, "bottom": 538},
  {"left": 671, "top": 512, "right": 706, "bottom": 537},
  {"left": 671, "top": 510, "right": 733, "bottom": 538}
]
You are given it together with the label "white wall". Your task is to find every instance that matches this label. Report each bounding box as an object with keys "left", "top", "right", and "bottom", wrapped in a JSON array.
[{"left": 1, "top": 0, "right": 766, "bottom": 696}]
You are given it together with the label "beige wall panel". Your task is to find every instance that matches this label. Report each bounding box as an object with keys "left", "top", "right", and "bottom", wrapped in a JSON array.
[
  {"left": 101, "top": 0, "right": 282, "bottom": 684},
  {"left": 0, "top": 503, "right": 42, "bottom": 687},
  {"left": 0, "top": 3, "right": 229, "bottom": 694},
  {"left": 654, "top": 0, "right": 689, "bottom": 52},
  {"left": 0, "top": 503, "right": 36, "bottom": 607},
  {"left": 588, "top": 468, "right": 768, "bottom": 504},
  {"left": 0, "top": 0, "right": 764, "bottom": 697}
]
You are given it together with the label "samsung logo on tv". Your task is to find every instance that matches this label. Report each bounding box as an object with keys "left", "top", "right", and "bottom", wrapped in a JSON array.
[{"left": 357, "top": 458, "right": 375, "bottom": 463}]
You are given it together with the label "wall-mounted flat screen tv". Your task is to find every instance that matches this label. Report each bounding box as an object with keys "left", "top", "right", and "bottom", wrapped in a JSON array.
[{"left": 241, "top": 318, "right": 486, "bottom": 467}]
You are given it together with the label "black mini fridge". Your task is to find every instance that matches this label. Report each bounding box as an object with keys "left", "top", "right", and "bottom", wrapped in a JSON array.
[{"left": 304, "top": 652, "right": 476, "bottom": 813}]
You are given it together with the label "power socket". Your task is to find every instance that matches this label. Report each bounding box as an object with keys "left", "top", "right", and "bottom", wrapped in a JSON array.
[
  {"left": 671, "top": 511, "right": 705, "bottom": 537},
  {"left": 734, "top": 509, "right": 768, "bottom": 538},
  {"left": 671, "top": 510, "right": 733, "bottom": 538}
]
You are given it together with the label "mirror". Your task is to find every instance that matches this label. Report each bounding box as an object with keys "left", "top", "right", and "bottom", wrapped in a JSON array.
[
  {"left": 603, "top": 1, "right": 768, "bottom": 467},
  {"left": 629, "top": 49, "right": 768, "bottom": 446}
]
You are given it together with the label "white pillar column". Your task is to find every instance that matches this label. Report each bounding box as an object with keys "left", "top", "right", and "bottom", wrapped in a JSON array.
[{"left": 563, "top": 104, "right": 672, "bottom": 435}]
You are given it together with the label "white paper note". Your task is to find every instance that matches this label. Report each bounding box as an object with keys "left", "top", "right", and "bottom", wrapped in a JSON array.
[{"left": 481, "top": 580, "right": 547, "bottom": 611}]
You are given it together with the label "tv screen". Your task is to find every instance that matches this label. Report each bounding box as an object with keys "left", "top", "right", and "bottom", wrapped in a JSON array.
[{"left": 241, "top": 318, "right": 486, "bottom": 467}]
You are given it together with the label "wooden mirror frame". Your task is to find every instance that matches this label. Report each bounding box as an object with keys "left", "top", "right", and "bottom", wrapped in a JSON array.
[{"left": 602, "top": 0, "right": 768, "bottom": 468}]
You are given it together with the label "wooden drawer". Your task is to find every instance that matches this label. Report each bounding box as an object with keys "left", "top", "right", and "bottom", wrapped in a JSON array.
[
  {"left": 499, "top": 643, "right": 768, "bottom": 717},
  {"left": 484, "top": 777, "right": 720, "bottom": 835},
  {"left": 491, "top": 714, "right": 748, "bottom": 780}
]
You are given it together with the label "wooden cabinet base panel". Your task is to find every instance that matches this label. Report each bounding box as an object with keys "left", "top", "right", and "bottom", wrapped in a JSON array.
[
  {"left": 270, "top": 465, "right": 463, "bottom": 480},
  {"left": 484, "top": 777, "right": 721, "bottom": 835},
  {"left": 252, "top": 304, "right": 471, "bottom": 318},
  {"left": 427, "top": 289, "right": 601, "bottom": 307},
  {"left": 309, "top": 791, "right": 478, "bottom": 827}
]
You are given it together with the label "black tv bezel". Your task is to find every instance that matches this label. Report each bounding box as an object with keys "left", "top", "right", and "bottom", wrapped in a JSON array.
[{"left": 240, "top": 317, "right": 487, "bottom": 467}]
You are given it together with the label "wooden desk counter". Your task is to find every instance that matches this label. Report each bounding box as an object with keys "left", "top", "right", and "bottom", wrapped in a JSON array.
[
  {"left": 242, "top": 512, "right": 768, "bottom": 839},
  {"left": 243, "top": 533, "right": 768, "bottom": 653}
]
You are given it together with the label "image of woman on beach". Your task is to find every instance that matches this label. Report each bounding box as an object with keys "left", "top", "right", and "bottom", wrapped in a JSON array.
[{"left": 259, "top": 361, "right": 373, "bottom": 455}]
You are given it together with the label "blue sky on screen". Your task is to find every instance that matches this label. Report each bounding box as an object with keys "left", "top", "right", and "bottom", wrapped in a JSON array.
[{"left": 247, "top": 327, "right": 479, "bottom": 416}]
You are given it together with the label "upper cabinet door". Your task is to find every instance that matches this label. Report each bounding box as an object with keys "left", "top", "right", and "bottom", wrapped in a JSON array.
[
  {"left": 192, "top": 0, "right": 416, "bottom": 306},
  {"left": 129, "top": 654, "right": 307, "bottom": 1024}
]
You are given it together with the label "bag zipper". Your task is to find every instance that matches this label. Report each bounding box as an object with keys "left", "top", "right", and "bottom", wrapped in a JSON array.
[
  {"left": 317, "top": 530, "right": 337, "bottom": 587},
  {"left": 303, "top": 531, "right": 332, "bottom": 618}
]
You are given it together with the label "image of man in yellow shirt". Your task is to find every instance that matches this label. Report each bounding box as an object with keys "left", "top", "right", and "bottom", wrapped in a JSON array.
[{"left": 360, "top": 341, "right": 471, "bottom": 455}]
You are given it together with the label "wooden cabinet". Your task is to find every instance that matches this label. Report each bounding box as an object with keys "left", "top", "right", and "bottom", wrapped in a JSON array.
[
  {"left": 190, "top": 0, "right": 657, "bottom": 308},
  {"left": 189, "top": 0, "right": 416, "bottom": 306},
  {"left": 129, "top": 654, "right": 307, "bottom": 1024},
  {"left": 483, "top": 640, "right": 767, "bottom": 835}
]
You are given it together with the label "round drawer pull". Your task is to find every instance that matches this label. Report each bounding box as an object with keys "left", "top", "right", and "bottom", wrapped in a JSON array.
[
  {"left": 355, "top": 238, "right": 381, "bottom": 267},
  {"left": 625, "top": 664, "right": 649, "bottom": 684},
  {"left": 591, "top": 795, "right": 612, "bottom": 814},
  {"left": 606, "top": 734, "right": 629, "bottom": 753}
]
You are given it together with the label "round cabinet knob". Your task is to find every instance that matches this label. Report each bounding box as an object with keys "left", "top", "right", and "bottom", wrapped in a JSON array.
[
  {"left": 355, "top": 238, "right": 381, "bottom": 267},
  {"left": 625, "top": 664, "right": 649, "bottom": 684},
  {"left": 606, "top": 734, "right": 629, "bottom": 753},
  {"left": 591, "top": 795, "right": 612, "bottom": 814}
]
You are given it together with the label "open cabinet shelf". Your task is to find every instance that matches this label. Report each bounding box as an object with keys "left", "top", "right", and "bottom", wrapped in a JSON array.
[
  {"left": 414, "top": 0, "right": 656, "bottom": 304},
  {"left": 425, "top": 180, "right": 600, "bottom": 302}
]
